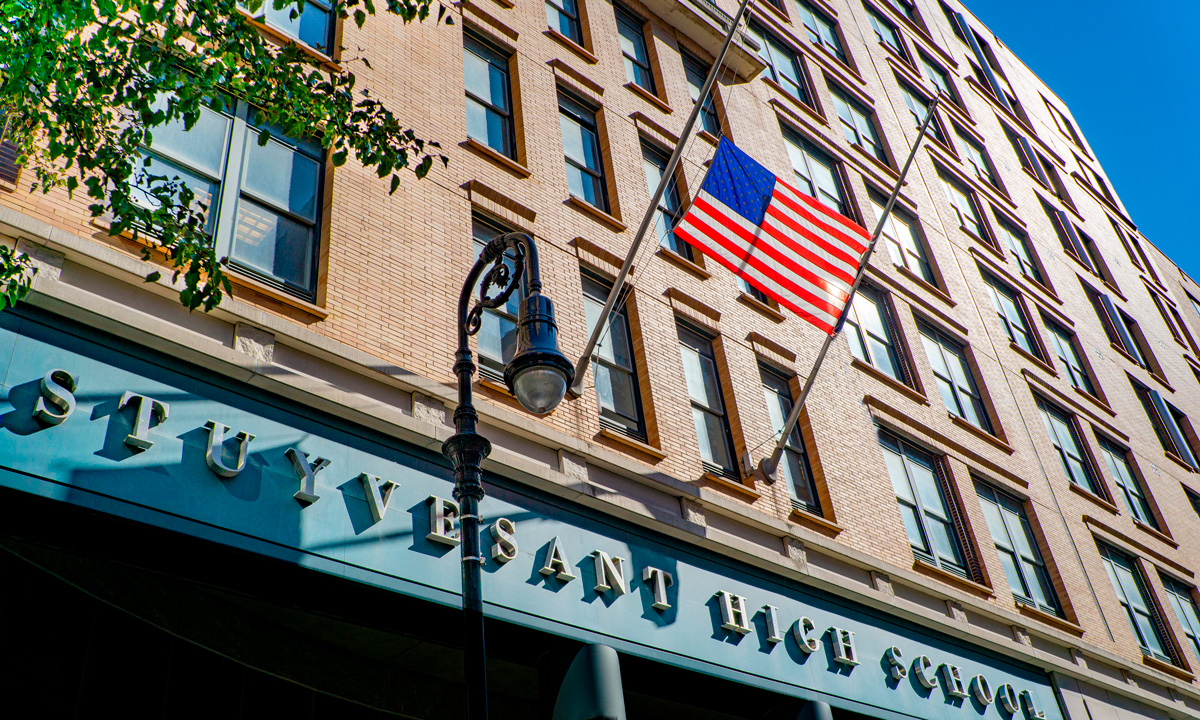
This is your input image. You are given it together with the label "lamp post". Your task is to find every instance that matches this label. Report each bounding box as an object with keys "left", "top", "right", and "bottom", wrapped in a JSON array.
[{"left": 443, "top": 232, "right": 575, "bottom": 720}]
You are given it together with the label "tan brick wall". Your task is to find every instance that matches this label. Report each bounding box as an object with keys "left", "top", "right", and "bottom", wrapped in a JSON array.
[{"left": 7, "top": 0, "right": 1200, "bottom": 686}]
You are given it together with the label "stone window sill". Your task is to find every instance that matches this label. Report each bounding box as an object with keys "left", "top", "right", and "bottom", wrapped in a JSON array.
[
  {"left": 850, "top": 358, "right": 928, "bottom": 406},
  {"left": 948, "top": 412, "right": 1013, "bottom": 455},
  {"left": 1141, "top": 653, "right": 1194, "bottom": 682},
  {"left": 737, "top": 292, "right": 786, "bottom": 323},
  {"left": 655, "top": 246, "right": 711, "bottom": 280},
  {"left": 624, "top": 82, "right": 672, "bottom": 115},
  {"left": 1009, "top": 342, "right": 1057, "bottom": 377},
  {"left": 544, "top": 28, "right": 598, "bottom": 64},
  {"left": 597, "top": 426, "right": 666, "bottom": 460},
  {"left": 912, "top": 559, "right": 993, "bottom": 599},
  {"left": 1016, "top": 603, "right": 1084, "bottom": 636},
  {"left": 1067, "top": 481, "right": 1120, "bottom": 515},
  {"left": 227, "top": 270, "right": 330, "bottom": 320},
  {"left": 788, "top": 508, "right": 843, "bottom": 537},
  {"left": 701, "top": 472, "right": 759, "bottom": 502},
  {"left": 463, "top": 138, "right": 531, "bottom": 178},
  {"left": 895, "top": 264, "right": 955, "bottom": 307},
  {"left": 566, "top": 196, "right": 626, "bottom": 232},
  {"left": 1132, "top": 518, "right": 1178, "bottom": 549}
]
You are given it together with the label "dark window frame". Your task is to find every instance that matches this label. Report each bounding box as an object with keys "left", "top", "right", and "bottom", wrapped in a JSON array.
[
  {"left": 558, "top": 91, "right": 609, "bottom": 211},
  {"left": 1036, "top": 396, "right": 1102, "bottom": 497},
  {"left": 976, "top": 481, "right": 1062, "bottom": 616},
  {"left": 464, "top": 31, "right": 517, "bottom": 160},
  {"left": 615, "top": 3, "right": 656, "bottom": 94},
  {"left": 677, "top": 321, "right": 739, "bottom": 479},
  {"left": 1098, "top": 544, "right": 1175, "bottom": 664},
  {"left": 920, "top": 323, "right": 992, "bottom": 433},
  {"left": 760, "top": 363, "right": 822, "bottom": 514},
  {"left": 582, "top": 271, "right": 647, "bottom": 441}
]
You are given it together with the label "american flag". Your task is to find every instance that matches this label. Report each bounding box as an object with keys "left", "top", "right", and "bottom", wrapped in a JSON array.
[{"left": 673, "top": 140, "right": 872, "bottom": 335}]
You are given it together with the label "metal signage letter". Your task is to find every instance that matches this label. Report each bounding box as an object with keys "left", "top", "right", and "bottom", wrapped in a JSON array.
[
  {"left": 715, "top": 591, "right": 751, "bottom": 635},
  {"left": 592, "top": 551, "right": 628, "bottom": 596},
  {"left": 913, "top": 655, "right": 939, "bottom": 689},
  {"left": 792, "top": 617, "right": 821, "bottom": 653},
  {"left": 489, "top": 518, "right": 518, "bottom": 564},
  {"left": 970, "top": 675, "right": 993, "bottom": 706},
  {"left": 539, "top": 536, "right": 576, "bottom": 581},
  {"left": 358, "top": 473, "right": 398, "bottom": 523},
  {"left": 762, "top": 605, "right": 784, "bottom": 644},
  {"left": 426, "top": 496, "right": 461, "bottom": 546},
  {"left": 996, "top": 684, "right": 1019, "bottom": 714},
  {"left": 940, "top": 664, "right": 968, "bottom": 698},
  {"left": 286, "top": 448, "right": 329, "bottom": 505},
  {"left": 830, "top": 628, "right": 859, "bottom": 667},
  {"left": 33, "top": 369, "right": 77, "bottom": 426},
  {"left": 119, "top": 392, "right": 169, "bottom": 450},
  {"left": 1020, "top": 690, "right": 1046, "bottom": 720},
  {"left": 203, "top": 421, "right": 255, "bottom": 478},
  {"left": 884, "top": 647, "right": 906, "bottom": 680},
  {"left": 642, "top": 567, "right": 673, "bottom": 611}
]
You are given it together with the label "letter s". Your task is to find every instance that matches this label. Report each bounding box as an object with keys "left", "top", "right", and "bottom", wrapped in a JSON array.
[{"left": 34, "top": 369, "right": 78, "bottom": 426}]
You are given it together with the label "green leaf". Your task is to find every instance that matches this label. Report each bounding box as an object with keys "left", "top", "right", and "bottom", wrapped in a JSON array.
[
  {"left": 145, "top": 271, "right": 162, "bottom": 283},
  {"left": 257, "top": 129, "right": 272, "bottom": 147},
  {"left": 390, "top": 174, "right": 400, "bottom": 194}
]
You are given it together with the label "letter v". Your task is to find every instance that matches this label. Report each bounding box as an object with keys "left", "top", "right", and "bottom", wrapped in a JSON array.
[{"left": 358, "top": 473, "right": 398, "bottom": 523}]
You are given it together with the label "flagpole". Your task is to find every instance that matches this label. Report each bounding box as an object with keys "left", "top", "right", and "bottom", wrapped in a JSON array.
[
  {"left": 567, "top": 0, "right": 755, "bottom": 397},
  {"left": 760, "top": 95, "right": 941, "bottom": 482}
]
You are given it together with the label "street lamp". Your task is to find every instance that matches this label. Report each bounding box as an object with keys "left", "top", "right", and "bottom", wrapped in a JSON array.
[{"left": 443, "top": 231, "right": 574, "bottom": 720}]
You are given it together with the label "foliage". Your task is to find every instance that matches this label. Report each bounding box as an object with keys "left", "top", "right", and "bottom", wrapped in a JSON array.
[
  {"left": 0, "top": 0, "right": 451, "bottom": 310},
  {"left": 0, "top": 243, "right": 34, "bottom": 310}
]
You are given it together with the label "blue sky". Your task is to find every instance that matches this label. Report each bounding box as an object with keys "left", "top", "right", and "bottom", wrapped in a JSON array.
[{"left": 961, "top": 0, "right": 1200, "bottom": 278}]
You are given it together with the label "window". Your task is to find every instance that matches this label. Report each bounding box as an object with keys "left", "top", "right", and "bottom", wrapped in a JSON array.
[
  {"left": 882, "top": 0, "right": 917, "bottom": 21},
  {"left": 1098, "top": 545, "right": 1173, "bottom": 663},
  {"left": 1041, "top": 199, "right": 1091, "bottom": 272},
  {"left": 1005, "top": 126, "right": 1051, "bottom": 188},
  {"left": 795, "top": 1, "right": 846, "bottom": 61},
  {"left": 921, "top": 325, "right": 991, "bottom": 432},
  {"left": 681, "top": 52, "right": 721, "bottom": 137},
  {"left": 1079, "top": 159, "right": 1116, "bottom": 205},
  {"left": 995, "top": 217, "right": 1043, "bottom": 285},
  {"left": 738, "top": 277, "right": 771, "bottom": 305},
  {"left": 1037, "top": 398, "right": 1100, "bottom": 495},
  {"left": 1044, "top": 99, "right": 1083, "bottom": 149},
  {"left": 831, "top": 88, "right": 885, "bottom": 162},
  {"left": 1098, "top": 438, "right": 1157, "bottom": 529},
  {"left": 1039, "top": 152, "right": 1074, "bottom": 207},
  {"left": 900, "top": 84, "right": 944, "bottom": 142},
  {"left": 0, "top": 110, "right": 21, "bottom": 185},
  {"left": 1045, "top": 321, "right": 1095, "bottom": 396},
  {"left": 1077, "top": 228, "right": 1118, "bottom": 289},
  {"left": 920, "top": 54, "right": 957, "bottom": 104},
  {"left": 760, "top": 365, "right": 821, "bottom": 513},
  {"left": 846, "top": 285, "right": 904, "bottom": 382},
  {"left": 866, "top": 8, "right": 906, "bottom": 59},
  {"left": 136, "top": 100, "right": 324, "bottom": 299},
  {"left": 985, "top": 277, "right": 1039, "bottom": 357},
  {"left": 1133, "top": 380, "right": 1200, "bottom": 470},
  {"left": 749, "top": 23, "right": 809, "bottom": 104},
  {"left": 615, "top": 4, "right": 655, "bottom": 93},
  {"left": 582, "top": 273, "right": 646, "bottom": 440},
  {"left": 956, "top": 130, "right": 997, "bottom": 187},
  {"left": 464, "top": 33, "right": 515, "bottom": 160},
  {"left": 783, "top": 127, "right": 847, "bottom": 214},
  {"left": 559, "top": 92, "right": 607, "bottom": 211},
  {"left": 471, "top": 216, "right": 525, "bottom": 378},
  {"left": 545, "top": 0, "right": 583, "bottom": 45},
  {"left": 240, "top": 0, "right": 333, "bottom": 54},
  {"left": 1148, "top": 288, "right": 1198, "bottom": 353},
  {"left": 872, "top": 197, "right": 932, "bottom": 283},
  {"left": 941, "top": 177, "right": 985, "bottom": 239},
  {"left": 1190, "top": 293, "right": 1200, "bottom": 318},
  {"left": 642, "top": 142, "right": 687, "bottom": 258},
  {"left": 1090, "top": 289, "right": 1160, "bottom": 373},
  {"left": 976, "top": 482, "right": 1061, "bottom": 616},
  {"left": 678, "top": 323, "right": 737, "bottom": 477},
  {"left": 1164, "top": 578, "right": 1200, "bottom": 667},
  {"left": 1188, "top": 487, "right": 1200, "bottom": 521},
  {"left": 880, "top": 432, "right": 969, "bottom": 577}
]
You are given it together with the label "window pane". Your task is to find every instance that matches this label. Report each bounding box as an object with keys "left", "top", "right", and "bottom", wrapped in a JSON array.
[
  {"left": 241, "top": 134, "right": 320, "bottom": 222},
  {"left": 264, "top": 0, "right": 330, "bottom": 52},
  {"left": 232, "top": 199, "right": 315, "bottom": 289},
  {"left": 694, "top": 407, "right": 733, "bottom": 470},
  {"left": 546, "top": 0, "right": 582, "bottom": 42},
  {"left": 149, "top": 104, "right": 231, "bottom": 179},
  {"left": 133, "top": 153, "right": 221, "bottom": 235}
]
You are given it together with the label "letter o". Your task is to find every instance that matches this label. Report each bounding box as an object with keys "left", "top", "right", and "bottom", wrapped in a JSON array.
[{"left": 970, "top": 675, "right": 993, "bottom": 705}]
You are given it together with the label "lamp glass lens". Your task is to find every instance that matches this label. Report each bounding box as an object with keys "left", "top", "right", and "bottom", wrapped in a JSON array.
[{"left": 513, "top": 366, "right": 569, "bottom": 414}]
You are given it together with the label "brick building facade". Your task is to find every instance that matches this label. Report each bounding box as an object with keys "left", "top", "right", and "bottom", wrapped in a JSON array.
[{"left": 2, "top": 0, "right": 1200, "bottom": 718}]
